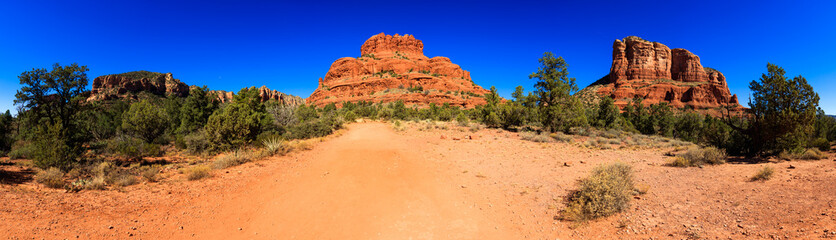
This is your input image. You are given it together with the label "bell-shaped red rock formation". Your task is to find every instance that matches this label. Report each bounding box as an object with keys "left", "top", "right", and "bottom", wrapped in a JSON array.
[
  {"left": 583, "top": 36, "right": 740, "bottom": 112},
  {"left": 307, "top": 33, "right": 490, "bottom": 108}
]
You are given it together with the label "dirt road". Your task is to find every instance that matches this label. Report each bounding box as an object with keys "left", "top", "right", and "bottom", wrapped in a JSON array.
[
  {"left": 187, "top": 122, "right": 516, "bottom": 239},
  {"left": 3, "top": 121, "right": 836, "bottom": 239}
]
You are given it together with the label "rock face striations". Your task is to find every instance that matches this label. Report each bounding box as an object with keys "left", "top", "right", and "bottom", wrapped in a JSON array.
[
  {"left": 307, "top": 33, "right": 490, "bottom": 108},
  {"left": 207, "top": 86, "right": 305, "bottom": 105},
  {"left": 582, "top": 36, "right": 739, "bottom": 110},
  {"left": 88, "top": 71, "right": 303, "bottom": 105},
  {"left": 88, "top": 71, "right": 189, "bottom": 101}
]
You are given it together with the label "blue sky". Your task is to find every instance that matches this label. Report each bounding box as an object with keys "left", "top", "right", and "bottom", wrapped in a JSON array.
[{"left": 1, "top": 0, "right": 835, "bottom": 114}]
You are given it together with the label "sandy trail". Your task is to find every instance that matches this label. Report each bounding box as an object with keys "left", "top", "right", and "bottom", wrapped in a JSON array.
[
  {"left": 187, "top": 122, "right": 515, "bottom": 239},
  {"left": 3, "top": 121, "right": 836, "bottom": 239}
]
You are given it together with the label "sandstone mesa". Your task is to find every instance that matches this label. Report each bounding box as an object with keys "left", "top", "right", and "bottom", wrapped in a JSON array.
[
  {"left": 87, "top": 70, "right": 303, "bottom": 106},
  {"left": 580, "top": 36, "right": 741, "bottom": 111},
  {"left": 307, "top": 33, "right": 491, "bottom": 108}
]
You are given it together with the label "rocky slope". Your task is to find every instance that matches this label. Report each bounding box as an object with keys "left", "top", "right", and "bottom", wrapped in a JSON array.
[
  {"left": 208, "top": 86, "right": 304, "bottom": 105},
  {"left": 306, "top": 33, "right": 490, "bottom": 108},
  {"left": 87, "top": 71, "right": 303, "bottom": 105},
  {"left": 579, "top": 36, "right": 740, "bottom": 110}
]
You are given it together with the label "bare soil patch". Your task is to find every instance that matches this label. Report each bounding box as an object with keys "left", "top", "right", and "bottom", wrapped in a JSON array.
[{"left": 1, "top": 121, "right": 835, "bottom": 239}]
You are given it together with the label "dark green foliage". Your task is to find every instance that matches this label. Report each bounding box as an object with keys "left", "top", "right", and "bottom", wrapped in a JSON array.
[
  {"left": 178, "top": 86, "right": 217, "bottom": 134},
  {"left": 14, "top": 63, "right": 89, "bottom": 169},
  {"left": 121, "top": 99, "right": 170, "bottom": 143},
  {"left": 814, "top": 109, "right": 836, "bottom": 143},
  {"left": 163, "top": 96, "right": 182, "bottom": 135},
  {"left": 106, "top": 135, "right": 161, "bottom": 160},
  {"left": 8, "top": 141, "right": 35, "bottom": 160},
  {"left": 529, "top": 52, "right": 587, "bottom": 132},
  {"left": 184, "top": 130, "right": 210, "bottom": 154},
  {"left": 498, "top": 102, "right": 525, "bottom": 129},
  {"left": 674, "top": 111, "right": 703, "bottom": 142},
  {"left": 479, "top": 86, "right": 502, "bottom": 128},
  {"left": 649, "top": 103, "right": 674, "bottom": 137},
  {"left": 31, "top": 122, "right": 78, "bottom": 170},
  {"left": 110, "top": 70, "right": 164, "bottom": 80},
  {"left": 810, "top": 137, "right": 830, "bottom": 151},
  {"left": 80, "top": 100, "right": 129, "bottom": 141},
  {"left": 204, "top": 87, "right": 270, "bottom": 150},
  {"left": 747, "top": 63, "right": 820, "bottom": 155},
  {"left": 592, "top": 97, "right": 621, "bottom": 130},
  {"left": 287, "top": 118, "right": 340, "bottom": 139},
  {"left": 0, "top": 110, "right": 13, "bottom": 153}
]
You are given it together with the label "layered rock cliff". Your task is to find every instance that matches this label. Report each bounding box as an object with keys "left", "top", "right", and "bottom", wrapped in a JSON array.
[
  {"left": 88, "top": 71, "right": 189, "bottom": 101},
  {"left": 581, "top": 36, "right": 740, "bottom": 110},
  {"left": 208, "top": 86, "right": 305, "bottom": 105},
  {"left": 87, "top": 71, "right": 303, "bottom": 105},
  {"left": 306, "top": 33, "right": 490, "bottom": 108}
]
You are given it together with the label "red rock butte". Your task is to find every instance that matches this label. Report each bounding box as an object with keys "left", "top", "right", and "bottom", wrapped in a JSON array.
[
  {"left": 580, "top": 36, "right": 741, "bottom": 111},
  {"left": 307, "top": 33, "right": 490, "bottom": 108},
  {"left": 87, "top": 71, "right": 304, "bottom": 105}
]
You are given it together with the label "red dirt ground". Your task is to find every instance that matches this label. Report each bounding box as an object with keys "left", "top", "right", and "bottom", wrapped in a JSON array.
[{"left": 2, "top": 121, "right": 835, "bottom": 239}]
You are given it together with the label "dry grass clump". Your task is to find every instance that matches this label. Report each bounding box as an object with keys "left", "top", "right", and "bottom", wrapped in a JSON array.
[
  {"left": 520, "top": 131, "right": 551, "bottom": 143},
  {"left": 186, "top": 165, "right": 211, "bottom": 181},
  {"left": 778, "top": 148, "right": 826, "bottom": 160},
  {"left": 598, "top": 129, "right": 621, "bottom": 139},
  {"left": 468, "top": 123, "right": 484, "bottom": 132},
  {"left": 85, "top": 177, "right": 107, "bottom": 190},
  {"left": 669, "top": 147, "right": 726, "bottom": 167},
  {"left": 392, "top": 120, "right": 406, "bottom": 131},
  {"left": 213, "top": 149, "right": 254, "bottom": 169},
  {"left": 551, "top": 132, "right": 573, "bottom": 142},
  {"left": 750, "top": 166, "right": 774, "bottom": 181},
  {"left": 562, "top": 162, "right": 634, "bottom": 221},
  {"left": 35, "top": 167, "right": 65, "bottom": 189},
  {"left": 140, "top": 165, "right": 160, "bottom": 182},
  {"left": 113, "top": 174, "right": 138, "bottom": 187}
]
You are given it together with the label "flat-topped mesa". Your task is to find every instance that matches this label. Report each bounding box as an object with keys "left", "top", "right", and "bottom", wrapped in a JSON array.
[
  {"left": 582, "top": 36, "right": 740, "bottom": 112},
  {"left": 307, "top": 33, "right": 491, "bottom": 108},
  {"left": 87, "top": 71, "right": 304, "bottom": 106}
]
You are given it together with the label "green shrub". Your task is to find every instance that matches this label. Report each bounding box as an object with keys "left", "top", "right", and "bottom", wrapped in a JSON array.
[
  {"left": 455, "top": 112, "right": 469, "bottom": 127},
  {"left": 213, "top": 149, "right": 253, "bottom": 169},
  {"left": 185, "top": 130, "right": 210, "bottom": 155},
  {"left": 520, "top": 131, "right": 551, "bottom": 143},
  {"left": 140, "top": 165, "right": 161, "bottom": 182},
  {"left": 121, "top": 99, "right": 170, "bottom": 143},
  {"left": 800, "top": 148, "right": 826, "bottom": 160},
  {"left": 8, "top": 141, "right": 35, "bottom": 160},
  {"left": 750, "top": 166, "right": 774, "bottom": 181},
  {"left": 35, "top": 167, "right": 65, "bottom": 189},
  {"left": 31, "top": 123, "right": 78, "bottom": 170},
  {"left": 186, "top": 165, "right": 211, "bottom": 180},
  {"left": 671, "top": 147, "right": 726, "bottom": 167},
  {"left": 287, "top": 117, "right": 341, "bottom": 139},
  {"left": 551, "top": 132, "right": 573, "bottom": 142},
  {"left": 810, "top": 137, "right": 830, "bottom": 151},
  {"left": 106, "top": 135, "right": 161, "bottom": 160},
  {"left": 562, "top": 162, "right": 634, "bottom": 221},
  {"left": 778, "top": 148, "right": 826, "bottom": 160},
  {"left": 205, "top": 98, "right": 267, "bottom": 150}
]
